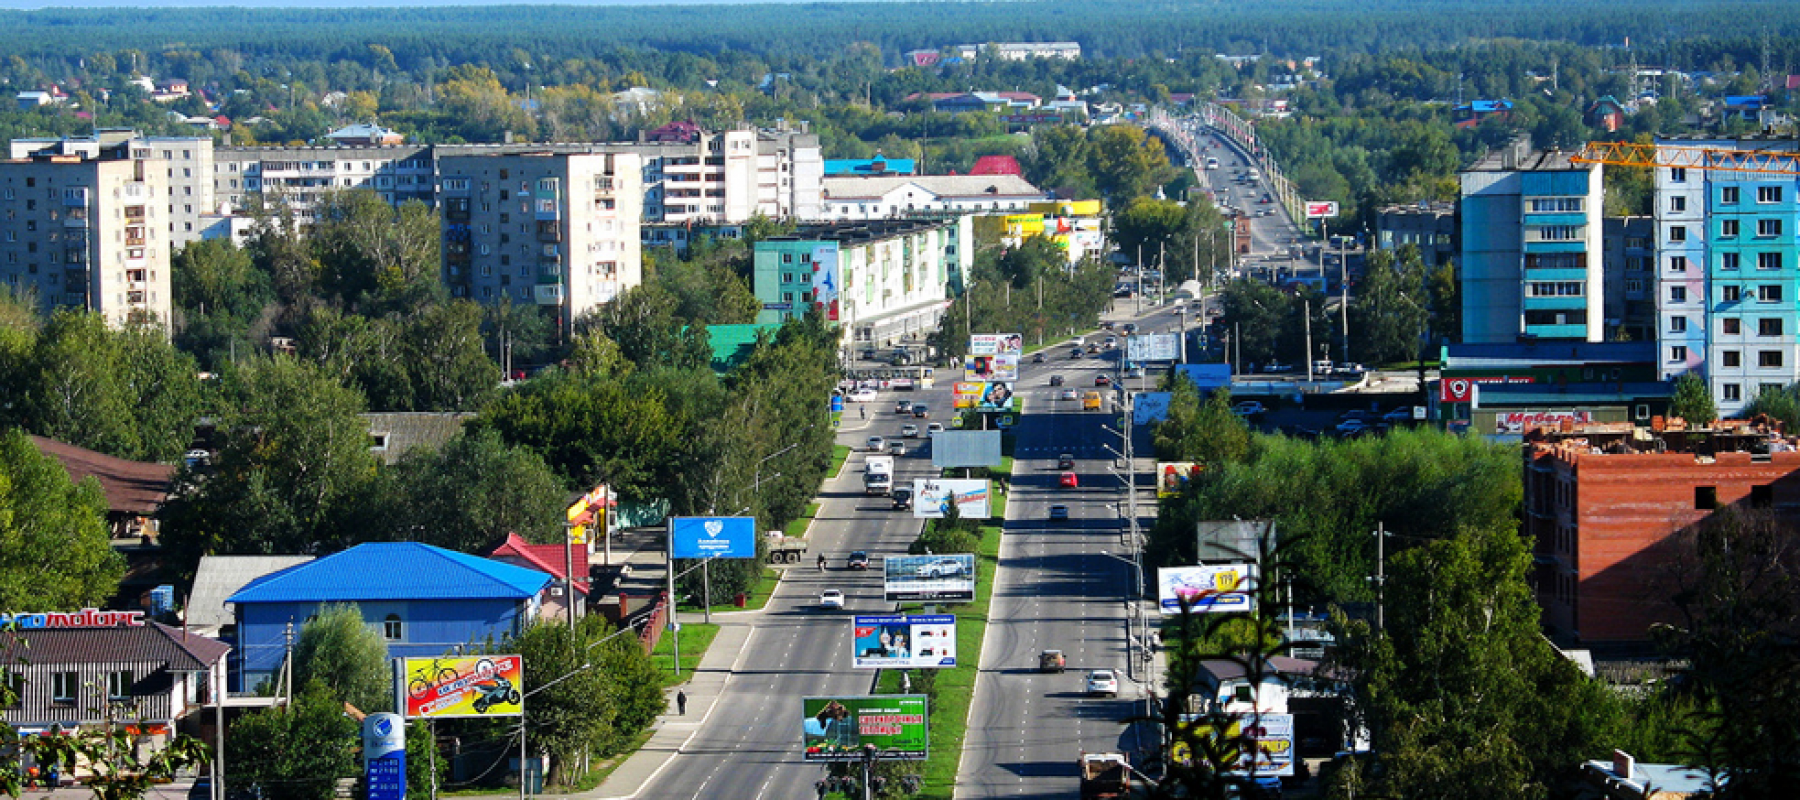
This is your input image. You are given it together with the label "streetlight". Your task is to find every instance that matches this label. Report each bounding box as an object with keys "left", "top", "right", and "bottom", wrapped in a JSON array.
[{"left": 516, "top": 624, "right": 639, "bottom": 800}]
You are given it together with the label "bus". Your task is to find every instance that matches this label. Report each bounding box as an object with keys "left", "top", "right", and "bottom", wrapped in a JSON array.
[{"left": 845, "top": 365, "right": 936, "bottom": 391}]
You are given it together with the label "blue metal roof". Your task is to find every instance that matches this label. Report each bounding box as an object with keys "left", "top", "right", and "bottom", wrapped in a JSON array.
[{"left": 228, "top": 542, "right": 552, "bottom": 604}]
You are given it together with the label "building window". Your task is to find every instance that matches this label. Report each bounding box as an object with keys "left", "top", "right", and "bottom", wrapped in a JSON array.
[
  {"left": 1670, "top": 286, "right": 1687, "bottom": 303},
  {"left": 384, "top": 614, "right": 402, "bottom": 641},
  {"left": 1669, "top": 226, "right": 1686, "bottom": 242},
  {"left": 1723, "top": 252, "right": 1742, "bottom": 270},
  {"left": 1695, "top": 486, "right": 1718, "bottom": 509},
  {"left": 1669, "top": 316, "right": 1687, "bottom": 333},
  {"left": 1670, "top": 255, "right": 1687, "bottom": 272},
  {"left": 1722, "top": 219, "right": 1739, "bottom": 237},
  {"left": 1760, "top": 350, "right": 1785, "bottom": 368},
  {"left": 1757, "top": 186, "right": 1783, "bottom": 203},
  {"left": 1670, "top": 196, "right": 1686, "bottom": 212},
  {"left": 1762, "top": 285, "right": 1784, "bottom": 303},
  {"left": 1723, "top": 351, "right": 1742, "bottom": 368},
  {"left": 1759, "top": 252, "right": 1784, "bottom": 271},
  {"left": 107, "top": 670, "right": 134, "bottom": 700},
  {"left": 1724, "top": 285, "right": 1742, "bottom": 302},
  {"left": 52, "top": 672, "right": 77, "bottom": 704},
  {"left": 1760, "top": 318, "right": 1784, "bottom": 336},
  {"left": 1724, "top": 318, "right": 1743, "bottom": 335},
  {"left": 1757, "top": 219, "right": 1783, "bottom": 237},
  {"left": 1723, "top": 382, "right": 1742, "bottom": 401},
  {"left": 1670, "top": 345, "right": 1687, "bottom": 362},
  {"left": 1670, "top": 167, "right": 1687, "bottom": 182},
  {"left": 1722, "top": 186, "right": 1740, "bottom": 204}
]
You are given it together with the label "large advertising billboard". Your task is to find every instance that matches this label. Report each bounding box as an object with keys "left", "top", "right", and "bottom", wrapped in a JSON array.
[
  {"left": 811, "top": 244, "right": 840, "bottom": 321},
  {"left": 1156, "top": 462, "right": 1203, "bottom": 498},
  {"left": 801, "top": 695, "right": 929, "bottom": 761},
  {"left": 963, "top": 354, "right": 1020, "bottom": 383},
  {"left": 1134, "top": 392, "right": 1172, "bottom": 425},
  {"left": 670, "top": 516, "right": 756, "bottom": 559},
  {"left": 399, "top": 655, "right": 523, "bottom": 719},
  {"left": 852, "top": 615, "right": 957, "bottom": 669},
  {"left": 1157, "top": 565, "right": 1257, "bottom": 615},
  {"left": 967, "top": 333, "right": 1024, "bottom": 356},
  {"left": 951, "top": 381, "right": 1016, "bottom": 411},
  {"left": 1128, "top": 333, "right": 1181, "bottom": 363},
  {"left": 1171, "top": 713, "right": 1295, "bottom": 776},
  {"left": 912, "top": 479, "right": 992, "bottom": 520},
  {"left": 884, "top": 554, "right": 977, "bottom": 602}
]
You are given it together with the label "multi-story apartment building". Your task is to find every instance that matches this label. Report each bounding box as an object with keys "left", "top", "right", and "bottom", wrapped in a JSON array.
[
  {"left": 0, "top": 148, "right": 172, "bottom": 327},
  {"left": 436, "top": 150, "right": 643, "bottom": 333},
  {"left": 213, "top": 144, "right": 436, "bottom": 223},
  {"left": 11, "top": 130, "right": 215, "bottom": 248},
  {"left": 1375, "top": 201, "right": 1457, "bottom": 269},
  {"left": 1602, "top": 216, "right": 1656, "bottom": 343},
  {"left": 1459, "top": 139, "right": 1605, "bottom": 344},
  {"left": 1654, "top": 137, "right": 1800, "bottom": 415},
  {"left": 753, "top": 219, "right": 965, "bottom": 354}
]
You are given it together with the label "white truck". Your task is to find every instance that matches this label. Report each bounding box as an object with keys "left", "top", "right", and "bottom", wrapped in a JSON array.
[{"left": 864, "top": 455, "right": 895, "bottom": 495}]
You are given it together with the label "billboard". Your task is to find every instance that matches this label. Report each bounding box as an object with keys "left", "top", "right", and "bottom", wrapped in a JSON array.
[
  {"left": 931, "top": 430, "right": 1003, "bottom": 469},
  {"left": 1134, "top": 392, "right": 1172, "bottom": 424},
  {"left": 968, "top": 333, "right": 1024, "bottom": 356},
  {"left": 801, "top": 695, "right": 929, "bottom": 761},
  {"left": 1305, "top": 201, "right": 1339, "bottom": 219},
  {"left": 811, "top": 244, "right": 840, "bottom": 321},
  {"left": 1128, "top": 333, "right": 1180, "bottom": 363},
  {"left": 912, "top": 479, "right": 993, "bottom": 520},
  {"left": 671, "top": 516, "right": 756, "bottom": 559},
  {"left": 951, "top": 381, "right": 1016, "bottom": 411},
  {"left": 1440, "top": 374, "right": 1534, "bottom": 402},
  {"left": 1156, "top": 462, "right": 1203, "bottom": 498},
  {"left": 1171, "top": 713, "right": 1295, "bottom": 776},
  {"left": 399, "top": 655, "right": 523, "bottom": 719},
  {"left": 852, "top": 615, "right": 957, "bottom": 669},
  {"left": 963, "top": 354, "right": 1020, "bottom": 383},
  {"left": 1493, "top": 410, "right": 1593, "bottom": 434},
  {"left": 884, "top": 554, "right": 977, "bottom": 602},
  {"left": 1157, "top": 565, "right": 1257, "bottom": 615}
]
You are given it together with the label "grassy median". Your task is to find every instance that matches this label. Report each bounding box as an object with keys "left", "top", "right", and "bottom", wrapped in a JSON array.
[{"left": 652, "top": 621, "right": 719, "bottom": 689}]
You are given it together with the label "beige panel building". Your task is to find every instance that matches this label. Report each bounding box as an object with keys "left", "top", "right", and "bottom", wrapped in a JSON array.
[
  {"left": 0, "top": 151, "right": 172, "bottom": 327},
  {"left": 437, "top": 150, "right": 643, "bottom": 333},
  {"left": 11, "top": 130, "right": 215, "bottom": 248}
]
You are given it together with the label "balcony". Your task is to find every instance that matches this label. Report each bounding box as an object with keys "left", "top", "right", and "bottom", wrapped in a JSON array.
[
  {"left": 536, "top": 221, "right": 562, "bottom": 242},
  {"left": 533, "top": 285, "right": 565, "bottom": 306}
]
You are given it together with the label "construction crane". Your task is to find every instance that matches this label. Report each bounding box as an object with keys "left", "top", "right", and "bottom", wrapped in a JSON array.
[{"left": 1571, "top": 140, "right": 1800, "bottom": 175}]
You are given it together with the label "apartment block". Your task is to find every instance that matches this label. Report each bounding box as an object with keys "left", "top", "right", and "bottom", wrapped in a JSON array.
[
  {"left": 1601, "top": 216, "right": 1656, "bottom": 343},
  {"left": 0, "top": 151, "right": 172, "bottom": 327},
  {"left": 436, "top": 150, "right": 643, "bottom": 333},
  {"left": 1459, "top": 139, "right": 1605, "bottom": 343},
  {"left": 753, "top": 219, "right": 963, "bottom": 353},
  {"left": 1654, "top": 138, "right": 1800, "bottom": 415},
  {"left": 1523, "top": 423, "right": 1800, "bottom": 645},
  {"left": 11, "top": 130, "right": 215, "bottom": 248},
  {"left": 1375, "top": 201, "right": 1457, "bottom": 269},
  {"left": 213, "top": 144, "right": 436, "bottom": 223}
]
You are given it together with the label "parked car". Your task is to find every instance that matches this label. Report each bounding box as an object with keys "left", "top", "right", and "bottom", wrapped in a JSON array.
[
  {"left": 1086, "top": 669, "right": 1119, "bottom": 697},
  {"left": 818, "top": 589, "right": 845, "bottom": 610},
  {"left": 1339, "top": 409, "right": 1375, "bottom": 422},
  {"left": 1335, "top": 419, "right": 1370, "bottom": 437},
  {"left": 1382, "top": 407, "right": 1416, "bottom": 424},
  {"left": 1232, "top": 401, "right": 1266, "bottom": 417},
  {"left": 866, "top": 436, "right": 885, "bottom": 452}
]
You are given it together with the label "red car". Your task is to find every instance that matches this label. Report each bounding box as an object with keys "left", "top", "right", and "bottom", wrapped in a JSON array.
[
  {"left": 1059, "top": 472, "right": 1080, "bottom": 489},
  {"left": 1094, "top": 374, "right": 1112, "bottom": 387}
]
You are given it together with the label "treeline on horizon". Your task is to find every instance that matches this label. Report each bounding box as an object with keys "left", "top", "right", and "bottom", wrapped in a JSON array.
[{"left": 1, "top": 0, "right": 1798, "bottom": 79}]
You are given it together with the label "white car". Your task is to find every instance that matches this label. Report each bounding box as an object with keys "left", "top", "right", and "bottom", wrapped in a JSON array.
[
  {"left": 849, "top": 388, "right": 878, "bottom": 402},
  {"left": 1086, "top": 669, "right": 1119, "bottom": 697},
  {"left": 926, "top": 422, "right": 945, "bottom": 435},
  {"left": 819, "top": 589, "right": 845, "bottom": 610},
  {"left": 901, "top": 423, "right": 920, "bottom": 438},
  {"left": 1059, "top": 388, "right": 1079, "bottom": 401},
  {"left": 866, "top": 436, "right": 886, "bottom": 452}
]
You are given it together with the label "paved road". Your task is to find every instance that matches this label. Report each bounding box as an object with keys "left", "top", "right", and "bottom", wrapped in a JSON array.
[
  {"left": 637, "top": 384, "right": 954, "bottom": 799},
  {"left": 957, "top": 333, "right": 1162, "bottom": 799}
]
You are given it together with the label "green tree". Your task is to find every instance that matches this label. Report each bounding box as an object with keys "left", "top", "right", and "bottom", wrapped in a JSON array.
[
  {"left": 292, "top": 604, "right": 391, "bottom": 714},
  {"left": 0, "top": 429, "right": 126, "bottom": 609},
  {"left": 226, "top": 680, "right": 359, "bottom": 800},
  {"left": 385, "top": 429, "right": 567, "bottom": 550},
  {"left": 1744, "top": 383, "right": 1800, "bottom": 429},
  {"left": 1216, "top": 278, "right": 1292, "bottom": 367},
  {"left": 16, "top": 310, "right": 200, "bottom": 462},
  {"left": 1111, "top": 196, "right": 1189, "bottom": 269},
  {"left": 1349, "top": 248, "right": 1429, "bottom": 366},
  {"left": 513, "top": 621, "right": 618, "bottom": 787},
  {"left": 1153, "top": 381, "right": 1249, "bottom": 470},
  {"left": 1671, "top": 373, "right": 1716, "bottom": 424},
  {"left": 400, "top": 300, "right": 498, "bottom": 411},
  {"left": 1088, "top": 124, "right": 1179, "bottom": 203}
]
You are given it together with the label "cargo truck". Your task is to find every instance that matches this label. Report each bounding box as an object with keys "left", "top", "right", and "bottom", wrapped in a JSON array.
[
  {"left": 1079, "top": 752, "right": 1130, "bottom": 799},
  {"left": 864, "top": 455, "right": 895, "bottom": 495}
]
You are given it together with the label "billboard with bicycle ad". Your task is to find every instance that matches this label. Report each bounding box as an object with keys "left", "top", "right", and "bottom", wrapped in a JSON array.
[{"left": 397, "top": 655, "right": 524, "bottom": 719}]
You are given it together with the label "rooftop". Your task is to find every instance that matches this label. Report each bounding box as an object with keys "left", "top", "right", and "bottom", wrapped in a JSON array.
[
  {"left": 0, "top": 622, "right": 229, "bottom": 671},
  {"left": 187, "top": 555, "right": 315, "bottom": 629},
  {"left": 228, "top": 542, "right": 552, "bottom": 605},
  {"left": 28, "top": 435, "right": 175, "bottom": 516}
]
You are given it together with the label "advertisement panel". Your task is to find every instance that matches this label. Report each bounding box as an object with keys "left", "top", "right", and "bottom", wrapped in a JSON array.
[
  {"left": 811, "top": 244, "right": 840, "bottom": 321},
  {"left": 1128, "top": 334, "right": 1180, "bottom": 363},
  {"left": 952, "top": 382, "right": 984, "bottom": 409},
  {"left": 1493, "top": 410, "right": 1593, "bottom": 434},
  {"left": 884, "top": 554, "right": 977, "bottom": 602},
  {"left": 967, "top": 333, "right": 1024, "bottom": 356},
  {"left": 1134, "top": 392, "right": 1172, "bottom": 424},
  {"left": 1171, "top": 713, "right": 1295, "bottom": 776},
  {"left": 801, "top": 695, "right": 929, "bottom": 761},
  {"left": 1439, "top": 374, "right": 1534, "bottom": 402},
  {"left": 1304, "top": 201, "right": 1340, "bottom": 219},
  {"left": 971, "top": 381, "right": 1016, "bottom": 412},
  {"left": 1156, "top": 462, "right": 1203, "bottom": 498},
  {"left": 911, "top": 479, "right": 992, "bottom": 520},
  {"left": 1157, "top": 565, "right": 1257, "bottom": 615},
  {"left": 852, "top": 615, "right": 957, "bottom": 669},
  {"left": 963, "top": 354, "right": 1020, "bottom": 383},
  {"left": 400, "top": 655, "right": 523, "bottom": 719},
  {"left": 670, "top": 516, "right": 756, "bottom": 559}
]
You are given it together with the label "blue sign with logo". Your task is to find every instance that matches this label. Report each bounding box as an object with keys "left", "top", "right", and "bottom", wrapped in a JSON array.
[
  {"left": 671, "top": 516, "right": 756, "bottom": 559},
  {"left": 363, "top": 713, "right": 405, "bottom": 800}
]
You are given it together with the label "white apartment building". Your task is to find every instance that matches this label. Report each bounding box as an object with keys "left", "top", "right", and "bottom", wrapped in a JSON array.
[
  {"left": 817, "top": 174, "right": 1046, "bottom": 221},
  {"left": 213, "top": 145, "right": 436, "bottom": 222}
]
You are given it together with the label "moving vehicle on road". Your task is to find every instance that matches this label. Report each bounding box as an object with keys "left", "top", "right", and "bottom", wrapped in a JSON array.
[
  {"left": 864, "top": 455, "right": 894, "bottom": 495},
  {"left": 895, "top": 400, "right": 913, "bottom": 414},
  {"left": 1082, "top": 391, "right": 1103, "bottom": 410},
  {"left": 1059, "top": 472, "right": 1080, "bottom": 489},
  {"left": 1039, "top": 650, "right": 1066, "bottom": 673},
  {"left": 1094, "top": 374, "right": 1111, "bottom": 386},
  {"left": 888, "top": 440, "right": 908, "bottom": 456},
  {"left": 1070, "top": 348, "right": 1084, "bottom": 359},
  {"left": 818, "top": 589, "right": 844, "bottom": 610},
  {"left": 767, "top": 535, "right": 808, "bottom": 564},
  {"left": 1049, "top": 374, "right": 1065, "bottom": 387},
  {"left": 1032, "top": 352, "right": 1046, "bottom": 363},
  {"left": 1085, "top": 669, "right": 1119, "bottom": 697},
  {"left": 866, "top": 436, "right": 886, "bottom": 452},
  {"left": 901, "top": 423, "right": 920, "bottom": 438},
  {"left": 911, "top": 404, "right": 930, "bottom": 418},
  {"left": 1049, "top": 504, "right": 1069, "bottom": 520},
  {"left": 847, "top": 551, "right": 870, "bottom": 570},
  {"left": 926, "top": 422, "right": 945, "bottom": 435},
  {"left": 890, "top": 487, "right": 913, "bottom": 510},
  {"left": 1079, "top": 752, "right": 1130, "bottom": 800},
  {"left": 1060, "top": 388, "right": 1079, "bottom": 401},
  {"left": 849, "top": 388, "right": 878, "bottom": 402},
  {"left": 1057, "top": 453, "right": 1075, "bottom": 469}
]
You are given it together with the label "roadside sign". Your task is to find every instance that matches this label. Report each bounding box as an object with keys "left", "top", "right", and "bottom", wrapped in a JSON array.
[{"left": 1304, "top": 201, "right": 1339, "bottom": 219}]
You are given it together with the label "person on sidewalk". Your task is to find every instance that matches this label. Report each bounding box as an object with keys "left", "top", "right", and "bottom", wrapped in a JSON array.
[{"left": 676, "top": 690, "right": 688, "bottom": 715}]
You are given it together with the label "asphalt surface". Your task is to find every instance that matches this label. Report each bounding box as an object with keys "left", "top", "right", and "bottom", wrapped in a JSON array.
[{"left": 635, "top": 385, "right": 953, "bottom": 799}]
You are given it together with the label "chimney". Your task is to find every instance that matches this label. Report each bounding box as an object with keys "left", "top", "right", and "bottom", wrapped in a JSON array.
[{"left": 1611, "top": 749, "right": 1635, "bottom": 781}]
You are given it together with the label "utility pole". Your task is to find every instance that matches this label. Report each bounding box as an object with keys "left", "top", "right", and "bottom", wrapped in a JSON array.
[
  {"left": 1341, "top": 236, "right": 1351, "bottom": 365},
  {"left": 565, "top": 520, "right": 577, "bottom": 637},
  {"left": 1303, "top": 298, "right": 1313, "bottom": 381},
  {"left": 666, "top": 526, "right": 681, "bottom": 677},
  {"left": 1375, "top": 521, "right": 1386, "bottom": 632}
]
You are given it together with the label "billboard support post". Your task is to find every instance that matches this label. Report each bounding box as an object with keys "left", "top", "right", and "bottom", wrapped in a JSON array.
[{"left": 702, "top": 560, "right": 712, "bottom": 625}]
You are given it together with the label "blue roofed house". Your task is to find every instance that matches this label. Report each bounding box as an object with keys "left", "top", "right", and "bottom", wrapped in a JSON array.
[{"left": 226, "top": 542, "right": 552, "bottom": 692}]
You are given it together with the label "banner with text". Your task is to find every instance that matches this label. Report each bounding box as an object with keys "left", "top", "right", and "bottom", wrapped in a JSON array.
[
  {"left": 399, "top": 655, "right": 523, "bottom": 719},
  {"left": 671, "top": 516, "right": 757, "bottom": 559},
  {"left": 1157, "top": 564, "right": 1257, "bottom": 615},
  {"left": 912, "top": 479, "right": 993, "bottom": 520},
  {"left": 1171, "top": 713, "right": 1295, "bottom": 776},
  {"left": 801, "top": 695, "right": 929, "bottom": 761},
  {"left": 884, "top": 554, "right": 977, "bottom": 602},
  {"left": 1128, "top": 333, "right": 1181, "bottom": 363},
  {"left": 1493, "top": 410, "right": 1593, "bottom": 434},
  {"left": 852, "top": 615, "right": 957, "bottom": 669}
]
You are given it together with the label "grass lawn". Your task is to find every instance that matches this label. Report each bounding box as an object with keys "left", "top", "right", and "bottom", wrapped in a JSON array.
[
  {"left": 786, "top": 501, "right": 823, "bottom": 539},
  {"left": 651, "top": 622, "right": 720, "bottom": 689},
  {"left": 831, "top": 444, "right": 852, "bottom": 478},
  {"left": 681, "top": 566, "right": 781, "bottom": 614}
]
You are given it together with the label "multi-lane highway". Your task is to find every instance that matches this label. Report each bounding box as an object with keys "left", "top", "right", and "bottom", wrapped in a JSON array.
[
  {"left": 638, "top": 383, "right": 955, "bottom": 799},
  {"left": 957, "top": 341, "right": 1161, "bottom": 799}
]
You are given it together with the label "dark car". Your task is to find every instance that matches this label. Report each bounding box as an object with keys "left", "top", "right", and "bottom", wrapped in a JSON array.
[
  {"left": 1070, "top": 348, "right": 1084, "bottom": 359},
  {"left": 1057, "top": 453, "right": 1075, "bottom": 469},
  {"left": 1049, "top": 374, "right": 1065, "bottom": 387},
  {"left": 847, "top": 550, "right": 870, "bottom": 570},
  {"left": 891, "top": 488, "right": 914, "bottom": 510},
  {"left": 912, "top": 405, "right": 929, "bottom": 418},
  {"left": 1032, "top": 352, "right": 1046, "bottom": 363}
]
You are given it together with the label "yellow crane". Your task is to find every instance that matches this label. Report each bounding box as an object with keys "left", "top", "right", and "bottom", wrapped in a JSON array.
[{"left": 1570, "top": 140, "right": 1800, "bottom": 175}]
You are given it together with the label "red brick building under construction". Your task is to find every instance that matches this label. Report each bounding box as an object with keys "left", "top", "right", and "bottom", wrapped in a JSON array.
[{"left": 1523, "top": 421, "right": 1800, "bottom": 646}]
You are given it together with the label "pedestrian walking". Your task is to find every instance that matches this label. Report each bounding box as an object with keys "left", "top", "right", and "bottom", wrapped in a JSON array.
[
  {"left": 676, "top": 690, "right": 688, "bottom": 715},
  {"left": 859, "top": 406, "right": 866, "bottom": 420}
]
